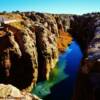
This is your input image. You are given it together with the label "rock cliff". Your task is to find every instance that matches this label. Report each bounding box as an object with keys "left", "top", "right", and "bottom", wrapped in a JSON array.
[
  {"left": 0, "top": 84, "right": 42, "bottom": 100},
  {"left": 0, "top": 12, "right": 72, "bottom": 92},
  {"left": 73, "top": 13, "right": 100, "bottom": 100}
]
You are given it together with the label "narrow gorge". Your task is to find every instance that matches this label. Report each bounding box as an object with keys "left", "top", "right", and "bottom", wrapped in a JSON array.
[{"left": 0, "top": 12, "right": 100, "bottom": 100}]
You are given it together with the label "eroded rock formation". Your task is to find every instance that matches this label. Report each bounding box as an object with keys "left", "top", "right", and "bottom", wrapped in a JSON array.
[
  {"left": 73, "top": 13, "right": 100, "bottom": 100},
  {"left": 0, "top": 84, "right": 42, "bottom": 100},
  {"left": 0, "top": 12, "right": 72, "bottom": 92}
]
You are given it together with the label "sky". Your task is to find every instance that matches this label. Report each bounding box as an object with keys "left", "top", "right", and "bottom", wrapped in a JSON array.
[{"left": 0, "top": 0, "right": 100, "bottom": 15}]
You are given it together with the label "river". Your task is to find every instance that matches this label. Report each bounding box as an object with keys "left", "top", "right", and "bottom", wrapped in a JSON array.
[{"left": 45, "top": 41, "right": 83, "bottom": 100}]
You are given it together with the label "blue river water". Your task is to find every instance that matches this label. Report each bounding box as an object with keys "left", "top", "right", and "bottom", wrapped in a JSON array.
[{"left": 45, "top": 41, "right": 83, "bottom": 100}]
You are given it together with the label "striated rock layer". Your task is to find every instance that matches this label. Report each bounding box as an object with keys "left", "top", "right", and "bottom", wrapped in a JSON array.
[{"left": 0, "top": 12, "right": 72, "bottom": 92}]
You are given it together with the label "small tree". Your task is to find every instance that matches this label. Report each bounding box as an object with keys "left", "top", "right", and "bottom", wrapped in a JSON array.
[{"left": 2, "top": 11, "right": 6, "bottom": 14}]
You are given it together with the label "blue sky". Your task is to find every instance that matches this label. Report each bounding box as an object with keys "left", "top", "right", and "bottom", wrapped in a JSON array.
[{"left": 0, "top": 0, "right": 100, "bottom": 14}]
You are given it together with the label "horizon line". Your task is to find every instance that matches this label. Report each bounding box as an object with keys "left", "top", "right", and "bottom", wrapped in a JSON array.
[{"left": 0, "top": 10, "right": 100, "bottom": 15}]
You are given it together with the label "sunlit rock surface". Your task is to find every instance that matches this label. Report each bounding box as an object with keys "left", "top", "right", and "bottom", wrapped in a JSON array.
[{"left": 0, "top": 84, "right": 41, "bottom": 100}]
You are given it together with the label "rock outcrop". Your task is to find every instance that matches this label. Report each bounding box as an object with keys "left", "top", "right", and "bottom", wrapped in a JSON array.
[
  {"left": 69, "top": 14, "right": 96, "bottom": 53},
  {"left": 0, "top": 84, "right": 41, "bottom": 100},
  {"left": 73, "top": 13, "right": 100, "bottom": 100},
  {"left": 0, "top": 12, "right": 72, "bottom": 92}
]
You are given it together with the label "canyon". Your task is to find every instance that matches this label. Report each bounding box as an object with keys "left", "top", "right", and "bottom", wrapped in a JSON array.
[{"left": 0, "top": 12, "right": 100, "bottom": 100}]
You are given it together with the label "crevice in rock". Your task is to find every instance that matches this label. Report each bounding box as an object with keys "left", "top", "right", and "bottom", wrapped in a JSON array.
[{"left": 10, "top": 52, "right": 33, "bottom": 90}]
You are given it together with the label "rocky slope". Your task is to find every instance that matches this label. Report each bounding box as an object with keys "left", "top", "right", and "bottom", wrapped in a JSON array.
[
  {"left": 69, "top": 13, "right": 96, "bottom": 53},
  {"left": 73, "top": 13, "right": 100, "bottom": 100},
  {"left": 0, "top": 12, "right": 72, "bottom": 92},
  {"left": 0, "top": 84, "right": 42, "bottom": 100}
]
